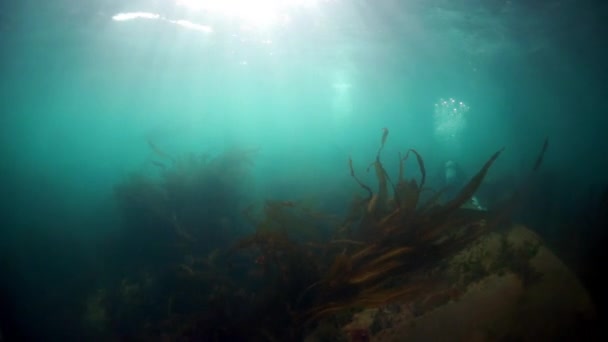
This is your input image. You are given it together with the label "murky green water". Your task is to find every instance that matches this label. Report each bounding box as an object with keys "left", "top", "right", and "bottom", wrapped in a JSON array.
[{"left": 1, "top": 0, "right": 606, "bottom": 340}]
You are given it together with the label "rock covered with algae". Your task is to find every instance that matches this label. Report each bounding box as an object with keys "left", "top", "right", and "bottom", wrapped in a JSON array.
[{"left": 317, "top": 224, "right": 595, "bottom": 342}]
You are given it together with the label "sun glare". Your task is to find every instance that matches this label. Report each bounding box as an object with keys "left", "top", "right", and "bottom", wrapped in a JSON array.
[
  {"left": 112, "top": 12, "right": 160, "bottom": 21},
  {"left": 112, "top": 11, "right": 213, "bottom": 33},
  {"left": 175, "top": 0, "right": 325, "bottom": 27}
]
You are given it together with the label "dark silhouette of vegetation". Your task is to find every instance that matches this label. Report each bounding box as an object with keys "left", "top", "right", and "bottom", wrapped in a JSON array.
[{"left": 88, "top": 130, "right": 549, "bottom": 341}]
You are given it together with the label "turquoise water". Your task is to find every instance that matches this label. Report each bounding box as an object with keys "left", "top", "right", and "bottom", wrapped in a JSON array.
[{"left": 1, "top": 0, "right": 606, "bottom": 340}]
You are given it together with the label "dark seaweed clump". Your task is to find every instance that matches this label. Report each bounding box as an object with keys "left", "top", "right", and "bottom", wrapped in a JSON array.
[{"left": 87, "top": 130, "right": 547, "bottom": 341}]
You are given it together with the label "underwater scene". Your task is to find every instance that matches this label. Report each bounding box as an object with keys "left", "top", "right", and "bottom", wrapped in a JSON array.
[{"left": 1, "top": 0, "right": 607, "bottom": 341}]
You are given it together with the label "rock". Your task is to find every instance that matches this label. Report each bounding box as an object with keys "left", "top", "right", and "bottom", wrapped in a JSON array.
[{"left": 328, "top": 225, "right": 596, "bottom": 341}]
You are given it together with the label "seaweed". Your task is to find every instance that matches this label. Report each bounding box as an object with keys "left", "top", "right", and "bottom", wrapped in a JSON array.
[
  {"left": 223, "top": 128, "right": 511, "bottom": 339},
  {"left": 99, "top": 129, "right": 544, "bottom": 341}
]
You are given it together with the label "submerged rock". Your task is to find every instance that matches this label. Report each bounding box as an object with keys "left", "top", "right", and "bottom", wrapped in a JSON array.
[{"left": 310, "top": 224, "right": 595, "bottom": 341}]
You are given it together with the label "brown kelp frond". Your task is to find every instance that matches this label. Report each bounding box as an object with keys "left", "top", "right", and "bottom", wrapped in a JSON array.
[
  {"left": 363, "top": 246, "right": 415, "bottom": 269},
  {"left": 330, "top": 239, "right": 366, "bottom": 246},
  {"left": 347, "top": 260, "right": 402, "bottom": 285},
  {"left": 400, "top": 149, "right": 426, "bottom": 190},
  {"left": 417, "top": 187, "right": 447, "bottom": 213},
  {"left": 395, "top": 179, "right": 420, "bottom": 214},
  {"left": 427, "top": 148, "right": 504, "bottom": 216},
  {"left": 358, "top": 128, "right": 398, "bottom": 218},
  {"left": 303, "top": 276, "right": 429, "bottom": 324},
  {"left": 378, "top": 127, "right": 389, "bottom": 157},
  {"left": 410, "top": 149, "right": 426, "bottom": 188},
  {"left": 393, "top": 148, "right": 426, "bottom": 214},
  {"left": 398, "top": 151, "right": 407, "bottom": 183},
  {"left": 370, "top": 158, "right": 389, "bottom": 216},
  {"left": 349, "top": 157, "right": 373, "bottom": 202}
]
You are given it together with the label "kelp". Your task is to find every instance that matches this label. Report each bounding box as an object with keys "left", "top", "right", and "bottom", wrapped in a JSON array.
[
  {"left": 291, "top": 129, "right": 508, "bottom": 328},
  {"left": 106, "top": 129, "right": 547, "bottom": 341},
  {"left": 226, "top": 128, "right": 517, "bottom": 340},
  {"left": 349, "top": 157, "right": 373, "bottom": 203},
  {"left": 394, "top": 149, "right": 426, "bottom": 215},
  {"left": 104, "top": 142, "right": 263, "bottom": 339}
]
